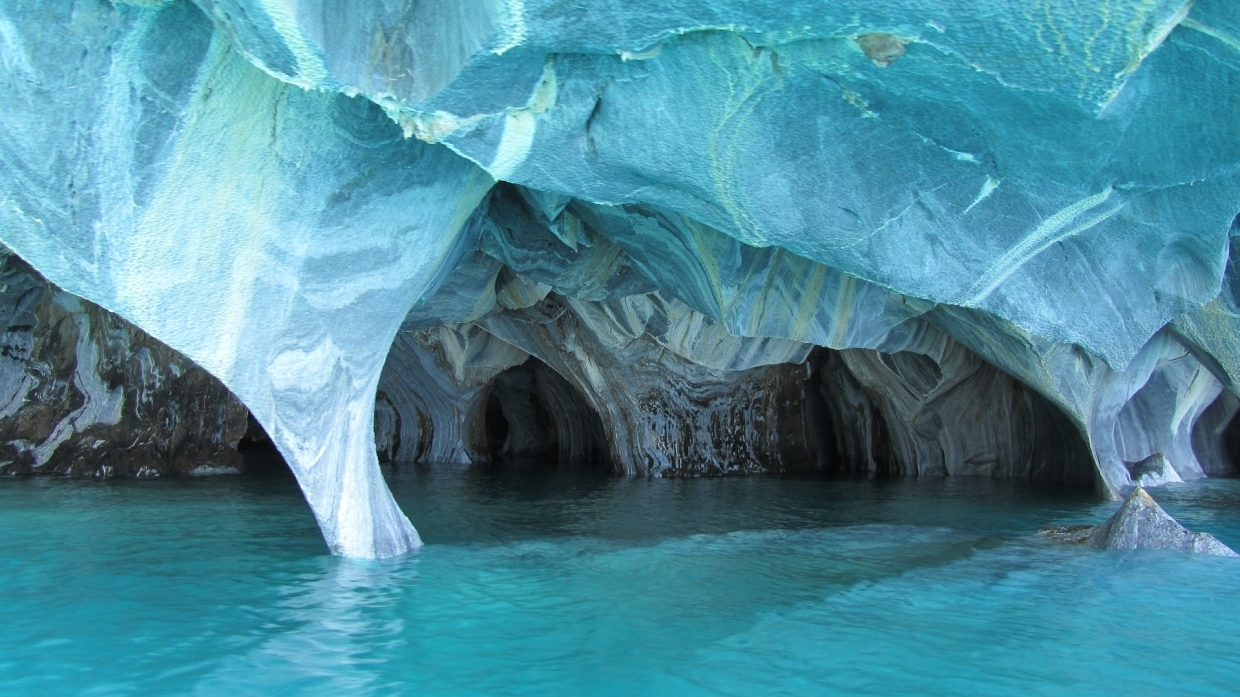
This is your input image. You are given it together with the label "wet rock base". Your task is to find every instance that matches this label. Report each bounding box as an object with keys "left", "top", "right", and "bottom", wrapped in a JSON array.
[{"left": 1040, "top": 487, "right": 1238, "bottom": 557}]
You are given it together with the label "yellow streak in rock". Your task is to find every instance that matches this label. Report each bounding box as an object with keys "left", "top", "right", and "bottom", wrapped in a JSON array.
[
  {"left": 828, "top": 272, "right": 856, "bottom": 348},
  {"left": 1021, "top": 0, "right": 1191, "bottom": 103},
  {"left": 683, "top": 214, "right": 726, "bottom": 314},
  {"left": 1121, "top": 0, "right": 1190, "bottom": 76},
  {"left": 118, "top": 39, "right": 277, "bottom": 384},
  {"left": 487, "top": 56, "right": 557, "bottom": 180},
  {"left": 740, "top": 251, "right": 775, "bottom": 336},
  {"left": 705, "top": 40, "right": 782, "bottom": 247},
  {"left": 492, "top": 0, "right": 528, "bottom": 55},
  {"left": 1092, "top": 0, "right": 1192, "bottom": 106},
  {"left": 782, "top": 256, "right": 825, "bottom": 344}
]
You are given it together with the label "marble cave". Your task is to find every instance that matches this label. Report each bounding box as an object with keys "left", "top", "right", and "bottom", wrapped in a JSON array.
[
  {"left": 4, "top": 0, "right": 1240, "bottom": 559},
  {"left": 11, "top": 3, "right": 1240, "bottom": 692}
]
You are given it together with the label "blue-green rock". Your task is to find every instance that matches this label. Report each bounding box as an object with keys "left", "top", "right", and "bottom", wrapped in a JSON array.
[{"left": 2, "top": 0, "right": 1239, "bottom": 556}]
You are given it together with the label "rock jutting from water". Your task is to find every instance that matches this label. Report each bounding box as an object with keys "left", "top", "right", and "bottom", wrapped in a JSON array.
[
  {"left": 1088, "top": 488, "right": 1239, "bottom": 557},
  {"left": 1037, "top": 487, "right": 1239, "bottom": 556},
  {"left": 3, "top": 1, "right": 1240, "bottom": 557}
]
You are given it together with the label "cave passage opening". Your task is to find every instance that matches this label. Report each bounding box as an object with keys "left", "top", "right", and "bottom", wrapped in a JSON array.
[
  {"left": 482, "top": 357, "right": 610, "bottom": 467},
  {"left": 806, "top": 347, "right": 1099, "bottom": 490},
  {"left": 1192, "top": 390, "right": 1240, "bottom": 478},
  {"left": 235, "top": 413, "right": 294, "bottom": 477}
]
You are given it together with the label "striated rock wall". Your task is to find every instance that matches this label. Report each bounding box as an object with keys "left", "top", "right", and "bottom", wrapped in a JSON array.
[
  {"left": 1192, "top": 392, "right": 1240, "bottom": 478},
  {"left": 815, "top": 339, "right": 1095, "bottom": 484},
  {"left": 484, "top": 357, "right": 609, "bottom": 464},
  {"left": 371, "top": 184, "right": 1228, "bottom": 494},
  {"left": 375, "top": 325, "right": 529, "bottom": 464},
  {"left": 0, "top": 254, "right": 247, "bottom": 476},
  {"left": 374, "top": 270, "right": 1102, "bottom": 484},
  {"left": 479, "top": 294, "right": 818, "bottom": 475},
  {"left": 377, "top": 293, "right": 819, "bottom": 475},
  {"left": 367, "top": 177, "right": 1240, "bottom": 493}
]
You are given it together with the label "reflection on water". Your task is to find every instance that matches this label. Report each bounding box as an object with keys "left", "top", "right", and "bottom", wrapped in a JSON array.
[
  {"left": 0, "top": 463, "right": 1237, "bottom": 696},
  {"left": 389, "top": 461, "right": 1101, "bottom": 545},
  {"left": 200, "top": 557, "right": 412, "bottom": 695}
]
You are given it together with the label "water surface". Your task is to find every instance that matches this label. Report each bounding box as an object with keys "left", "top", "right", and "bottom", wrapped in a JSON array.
[{"left": 1, "top": 462, "right": 1238, "bottom": 696}]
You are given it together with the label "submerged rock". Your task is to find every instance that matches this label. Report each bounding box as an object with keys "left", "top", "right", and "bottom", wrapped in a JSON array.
[
  {"left": 1036, "top": 525, "right": 1094, "bottom": 545},
  {"left": 1088, "top": 488, "right": 1238, "bottom": 556}
]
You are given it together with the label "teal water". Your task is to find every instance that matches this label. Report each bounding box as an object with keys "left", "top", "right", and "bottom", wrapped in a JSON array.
[{"left": 2, "top": 462, "right": 1239, "bottom": 696}]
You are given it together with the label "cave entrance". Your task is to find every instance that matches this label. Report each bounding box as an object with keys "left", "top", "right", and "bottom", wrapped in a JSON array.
[
  {"left": 807, "top": 346, "right": 1095, "bottom": 488},
  {"left": 1193, "top": 390, "right": 1240, "bottom": 477},
  {"left": 482, "top": 357, "right": 609, "bottom": 466},
  {"left": 236, "top": 413, "right": 293, "bottom": 477}
]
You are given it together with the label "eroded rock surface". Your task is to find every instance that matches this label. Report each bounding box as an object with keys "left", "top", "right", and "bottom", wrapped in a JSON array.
[
  {"left": 816, "top": 339, "right": 1093, "bottom": 483},
  {"left": 0, "top": 253, "right": 247, "bottom": 476},
  {"left": 1125, "top": 453, "right": 1180, "bottom": 488},
  {"left": 1088, "top": 488, "right": 1238, "bottom": 556}
]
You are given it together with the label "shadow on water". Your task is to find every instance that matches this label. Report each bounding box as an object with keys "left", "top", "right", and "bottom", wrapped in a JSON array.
[{"left": 382, "top": 460, "right": 1104, "bottom": 547}]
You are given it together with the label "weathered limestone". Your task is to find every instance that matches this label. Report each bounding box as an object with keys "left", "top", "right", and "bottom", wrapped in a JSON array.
[
  {"left": 1191, "top": 392, "right": 1240, "bottom": 477},
  {"left": 0, "top": 2, "right": 492, "bottom": 556},
  {"left": 371, "top": 254, "right": 1108, "bottom": 486},
  {"left": 479, "top": 293, "right": 819, "bottom": 475},
  {"left": 484, "top": 358, "right": 609, "bottom": 463},
  {"left": 815, "top": 337, "right": 1094, "bottom": 483},
  {"left": 924, "top": 307, "right": 1233, "bottom": 496},
  {"left": 485, "top": 184, "right": 1237, "bottom": 496},
  {"left": 376, "top": 325, "right": 528, "bottom": 464},
  {"left": 197, "top": 0, "right": 1240, "bottom": 371},
  {"left": 369, "top": 180, "right": 1237, "bottom": 497}
]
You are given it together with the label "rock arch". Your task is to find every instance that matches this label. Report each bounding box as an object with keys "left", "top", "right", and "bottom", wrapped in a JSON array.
[{"left": 480, "top": 358, "right": 609, "bottom": 465}]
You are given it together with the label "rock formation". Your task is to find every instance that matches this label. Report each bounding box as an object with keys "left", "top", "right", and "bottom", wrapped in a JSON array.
[
  {"left": 0, "top": 252, "right": 247, "bottom": 476},
  {"left": 1088, "top": 488, "right": 1238, "bottom": 557},
  {"left": 2, "top": 1, "right": 1240, "bottom": 556},
  {"left": 815, "top": 342, "right": 1093, "bottom": 482},
  {"left": 1125, "top": 453, "right": 1179, "bottom": 488}
]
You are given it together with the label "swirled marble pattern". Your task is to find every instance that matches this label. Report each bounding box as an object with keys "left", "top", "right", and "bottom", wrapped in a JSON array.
[{"left": 3, "top": 0, "right": 1240, "bottom": 556}]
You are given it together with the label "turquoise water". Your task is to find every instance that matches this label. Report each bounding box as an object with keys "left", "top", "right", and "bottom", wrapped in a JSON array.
[{"left": 2, "top": 462, "right": 1239, "bottom": 696}]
